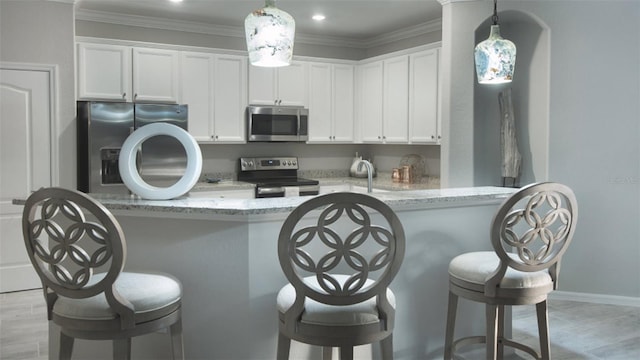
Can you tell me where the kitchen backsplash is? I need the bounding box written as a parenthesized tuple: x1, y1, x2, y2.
(198, 143, 440, 180)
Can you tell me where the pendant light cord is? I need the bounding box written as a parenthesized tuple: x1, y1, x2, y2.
(492, 0, 499, 25)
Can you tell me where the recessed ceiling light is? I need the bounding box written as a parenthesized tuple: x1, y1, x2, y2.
(312, 14, 326, 21)
(169, 0, 183, 3)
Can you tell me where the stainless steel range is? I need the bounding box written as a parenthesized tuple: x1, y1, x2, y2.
(237, 157, 319, 198)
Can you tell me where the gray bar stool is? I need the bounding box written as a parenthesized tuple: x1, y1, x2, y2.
(22, 187, 184, 360)
(444, 182, 578, 359)
(276, 192, 406, 359)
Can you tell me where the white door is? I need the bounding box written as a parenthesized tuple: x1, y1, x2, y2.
(0, 67, 53, 292)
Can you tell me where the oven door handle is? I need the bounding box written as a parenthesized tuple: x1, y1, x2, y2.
(257, 187, 284, 196)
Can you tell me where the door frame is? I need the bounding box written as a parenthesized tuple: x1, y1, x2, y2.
(1, 62, 59, 186)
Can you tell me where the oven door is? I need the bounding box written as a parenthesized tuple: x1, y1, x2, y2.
(247, 105, 307, 142)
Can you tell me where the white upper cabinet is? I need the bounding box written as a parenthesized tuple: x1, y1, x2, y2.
(78, 43, 179, 103)
(358, 61, 384, 142)
(180, 52, 247, 143)
(248, 61, 308, 106)
(358, 48, 440, 145)
(181, 52, 214, 141)
(307, 63, 355, 143)
(77, 43, 131, 101)
(409, 49, 440, 144)
(332, 65, 355, 142)
(132, 47, 179, 103)
(212, 55, 248, 142)
(382, 55, 409, 143)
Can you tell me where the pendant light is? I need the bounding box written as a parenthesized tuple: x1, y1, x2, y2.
(474, 0, 516, 84)
(245, 0, 295, 67)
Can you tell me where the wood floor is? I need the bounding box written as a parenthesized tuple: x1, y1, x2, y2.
(1, 289, 638, 359)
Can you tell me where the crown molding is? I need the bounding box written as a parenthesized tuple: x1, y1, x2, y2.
(75, 9, 441, 50)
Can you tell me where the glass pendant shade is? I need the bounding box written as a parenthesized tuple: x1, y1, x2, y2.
(245, 0, 295, 67)
(475, 25, 516, 84)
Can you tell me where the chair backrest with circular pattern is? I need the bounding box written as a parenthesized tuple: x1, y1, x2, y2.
(22, 187, 130, 320)
(278, 192, 406, 307)
(490, 182, 578, 274)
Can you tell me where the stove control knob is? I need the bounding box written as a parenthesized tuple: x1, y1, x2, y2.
(292, 161, 297, 166)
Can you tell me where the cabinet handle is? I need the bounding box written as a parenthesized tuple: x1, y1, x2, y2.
(438, 135, 441, 139)
(382, 136, 386, 139)
(431, 135, 435, 139)
(134, 93, 138, 100)
(378, 136, 381, 139)
(122, 92, 126, 99)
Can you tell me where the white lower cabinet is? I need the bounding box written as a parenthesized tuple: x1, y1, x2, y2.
(181, 52, 247, 143)
(307, 63, 355, 143)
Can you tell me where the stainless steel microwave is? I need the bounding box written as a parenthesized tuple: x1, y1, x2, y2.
(246, 105, 308, 142)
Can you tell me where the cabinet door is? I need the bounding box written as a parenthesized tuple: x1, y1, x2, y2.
(213, 55, 247, 143)
(77, 43, 131, 101)
(383, 55, 409, 143)
(359, 61, 384, 143)
(248, 66, 276, 105)
(181, 52, 214, 141)
(332, 64, 355, 142)
(409, 49, 439, 143)
(277, 62, 308, 106)
(307, 63, 332, 142)
(133, 47, 179, 103)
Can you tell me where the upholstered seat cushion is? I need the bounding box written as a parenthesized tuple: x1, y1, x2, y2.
(449, 251, 553, 289)
(277, 275, 395, 326)
(53, 272, 182, 321)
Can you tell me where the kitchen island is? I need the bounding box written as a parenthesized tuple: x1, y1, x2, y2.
(31, 185, 517, 360)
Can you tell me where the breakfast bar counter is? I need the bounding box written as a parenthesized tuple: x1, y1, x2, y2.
(82, 184, 515, 218)
(29, 185, 518, 360)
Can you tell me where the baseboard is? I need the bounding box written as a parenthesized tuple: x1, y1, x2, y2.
(550, 290, 640, 307)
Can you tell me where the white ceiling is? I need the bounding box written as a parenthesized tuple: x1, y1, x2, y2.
(74, 0, 443, 41)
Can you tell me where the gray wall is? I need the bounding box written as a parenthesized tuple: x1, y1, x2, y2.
(1, 0, 76, 188)
(441, 0, 640, 299)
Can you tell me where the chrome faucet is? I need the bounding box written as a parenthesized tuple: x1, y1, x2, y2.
(357, 160, 374, 193)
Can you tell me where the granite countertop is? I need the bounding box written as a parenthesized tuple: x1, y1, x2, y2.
(13, 174, 517, 217)
(61, 185, 516, 218)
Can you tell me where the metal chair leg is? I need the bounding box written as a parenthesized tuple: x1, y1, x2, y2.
(339, 346, 354, 360)
(537, 301, 551, 360)
(381, 334, 393, 360)
(113, 338, 131, 360)
(443, 291, 458, 359)
(59, 332, 74, 360)
(485, 304, 499, 360)
(170, 320, 184, 360)
(276, 332, 291, 360)
(497, 305, 505, 359)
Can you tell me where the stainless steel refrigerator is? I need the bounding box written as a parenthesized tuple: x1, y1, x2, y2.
(77, 101, 189, 194)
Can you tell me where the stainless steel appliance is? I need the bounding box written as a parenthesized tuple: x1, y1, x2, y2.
(246, 105, 308, 142)
(77, 101, 188, 194)
(237, 157, 319, 198)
